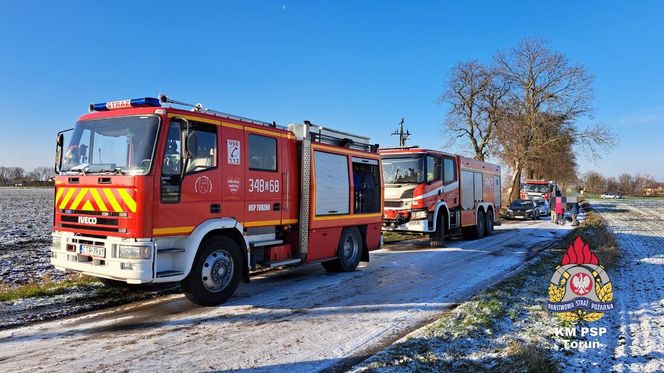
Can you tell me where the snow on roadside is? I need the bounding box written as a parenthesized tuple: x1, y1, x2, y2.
(556, 199, 664, 372)
(0, 188, 60, 286)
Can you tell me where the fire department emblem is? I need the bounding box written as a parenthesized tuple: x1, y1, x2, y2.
(547, 237, 614, 322)
(195, 176, 213, 194)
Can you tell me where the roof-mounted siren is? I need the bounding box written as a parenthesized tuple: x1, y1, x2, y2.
(89, 97, 161, 112)
(159, 94, 203, 112)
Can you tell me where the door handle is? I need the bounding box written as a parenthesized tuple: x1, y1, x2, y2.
(273, 202, 281, 211)
(210, 203, 221, 214)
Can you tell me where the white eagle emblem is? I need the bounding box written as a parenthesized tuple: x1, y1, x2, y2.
(571, 273, 591, 295)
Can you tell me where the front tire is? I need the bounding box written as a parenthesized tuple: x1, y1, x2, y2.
(430, 213, 445, 247)
(181, 236, 242, 306)
(322, 227, 363, 272)
(484, 209, 494, 236)
(474, 210, 486, 239)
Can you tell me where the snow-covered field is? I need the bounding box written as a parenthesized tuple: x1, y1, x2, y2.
(561, 199, 664, 371)
(0, 188, 64, 285)
(0, 218, 570, 372)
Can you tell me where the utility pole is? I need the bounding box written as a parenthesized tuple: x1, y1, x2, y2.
(391, 118, 411, 147)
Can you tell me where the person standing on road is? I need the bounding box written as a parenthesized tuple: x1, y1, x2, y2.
(555, 196, 566, 225)
(570, 201, 580, 226)
(549, 185, 560, 223)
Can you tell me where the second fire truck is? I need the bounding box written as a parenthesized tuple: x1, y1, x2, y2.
(380, 147, 501, 246)
(50, 96, 383, 306)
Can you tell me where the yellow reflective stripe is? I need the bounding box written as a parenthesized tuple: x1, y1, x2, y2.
(59, 188, 76, 209)
(312, 213, 383, 221)
(103, 189, 123, 212)
(117, 189, 137, 213)
(221, 122, 243, 130)
(89, 188, 108, 211)
(152, 226, 194, 235)
(281, 218, 298, 225)
(81, 200, 94, 211)
(243, 220, 282, 228)
(167, 113, 220, 126)
(69, 188, 88, 210)
(55, 188, 64, 204)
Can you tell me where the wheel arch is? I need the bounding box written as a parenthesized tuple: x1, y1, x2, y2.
(176, 218, 249, 283)
(432, 202, 451, 231)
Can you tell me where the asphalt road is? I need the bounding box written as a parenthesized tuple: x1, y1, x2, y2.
(0, 219, 569, 372)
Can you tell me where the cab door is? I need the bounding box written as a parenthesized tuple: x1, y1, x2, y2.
(244, 131, 282, 227)
(154, 117, 221, 235)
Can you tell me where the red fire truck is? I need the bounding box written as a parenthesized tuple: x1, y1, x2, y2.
(520, 179, 554, 200)
(50, 96, 383, 306)
(380, 147, 501, 246)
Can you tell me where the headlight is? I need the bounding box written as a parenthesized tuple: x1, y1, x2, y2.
(412, 210, 428, 220)
(119, 245, 152, 259)
(507, 209, 513, 213)
(525, 209, 533, 213)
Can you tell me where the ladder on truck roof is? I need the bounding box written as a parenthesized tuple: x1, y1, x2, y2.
(288, 121, 379, 153)
(291, 121, 378, 263)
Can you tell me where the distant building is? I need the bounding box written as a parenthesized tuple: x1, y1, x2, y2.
(643, 184, 664, 196)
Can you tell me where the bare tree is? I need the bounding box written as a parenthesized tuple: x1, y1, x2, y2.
(439, 60, 508, 161)
(29, 167, 55, 182)
(492, 37, 611, 202)
(582, 171, 607, 194)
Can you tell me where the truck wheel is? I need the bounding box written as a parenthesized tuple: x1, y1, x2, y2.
(474, 210, 485, 239)
(322, 227, 363, 272)
(430, 213, 444, 247)
(484, 210, 494, 236)
(181, 236, 242, 306)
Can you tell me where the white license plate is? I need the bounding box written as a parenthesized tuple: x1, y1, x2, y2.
(79, 244, 105, 258)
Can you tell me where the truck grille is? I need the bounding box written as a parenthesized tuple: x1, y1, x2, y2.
(384, 200, 404, 208)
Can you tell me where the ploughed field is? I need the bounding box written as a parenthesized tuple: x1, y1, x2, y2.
(0, 188, 57, 285)
(0, 187, 176, 329)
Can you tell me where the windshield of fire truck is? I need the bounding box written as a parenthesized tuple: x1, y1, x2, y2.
(61, 115, 160, 175)
(523, 183, 548, 193)
(382, 156, 425, 184)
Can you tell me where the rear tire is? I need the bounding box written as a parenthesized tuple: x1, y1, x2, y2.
(181, 236, 242, 306)
(430, 213, 445, 247)
(484, 209, 494, 236)
(322, 227, 363, 272)
(474, 210, 485, 239)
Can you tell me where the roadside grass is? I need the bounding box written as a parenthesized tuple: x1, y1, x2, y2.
(0, 274, 100, 302)
(383, 231, 414, 243)
(353, 203, 617, 372)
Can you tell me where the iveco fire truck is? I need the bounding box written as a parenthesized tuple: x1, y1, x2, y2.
(380, 147, 501, 246)
(50, 96, 383, 306)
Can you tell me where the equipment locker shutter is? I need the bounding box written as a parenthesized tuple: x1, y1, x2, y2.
(461, 170, 475, 210)
(474, 172, 483, 202)
(314, 151, 349, 215)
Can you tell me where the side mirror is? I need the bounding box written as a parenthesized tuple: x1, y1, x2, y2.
(54, 129, 73, 173)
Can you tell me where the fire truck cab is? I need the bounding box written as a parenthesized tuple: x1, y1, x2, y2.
(50, 96, 383, 306)
(521, 179, 555, 200)
(380, 147, 501, 246)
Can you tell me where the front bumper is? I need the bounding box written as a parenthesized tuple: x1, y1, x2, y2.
(382, 218, 432, 233)
(50, 231, 155, 284)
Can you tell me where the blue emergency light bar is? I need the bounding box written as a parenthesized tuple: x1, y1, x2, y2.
(89, 97, 161, 112)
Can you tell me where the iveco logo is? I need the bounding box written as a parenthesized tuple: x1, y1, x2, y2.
(78, 216, 98, 225)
